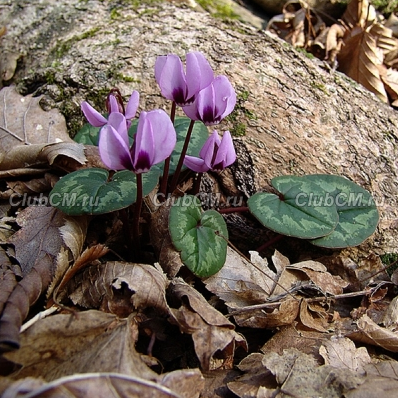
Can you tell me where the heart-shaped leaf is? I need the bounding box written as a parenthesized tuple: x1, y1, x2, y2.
(169, 195, 228, 277)
(301, 174, 379, 247)
(50, 168, 160, 215)
(247, 175, 339, 239)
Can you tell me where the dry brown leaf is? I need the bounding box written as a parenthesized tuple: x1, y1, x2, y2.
(381, 68, 398, 100)
(3, 310, 159, 381)
(319, 337, 371, 373)
(382, 296, 398, 330)
(350, 313, 398, 352)
(168, 278, 247, 371)
(338, 27, 388, 102)
(0, 267, 17, 314)
(299, 300, 329, 332)
(203, 248, 278, 309)
(0, 86, 86, 171)
(8, 206, 64, 276)
(234, 298, 300, 329)
(65, 261, 169, 317)
(345, 361, 398, 397)
(59, 216, 89, 261)
(262, 348, 363, 397)
(342, 0, 376, 29)
(325, 23, 346, 59)
(2, 373, 193, 398)
(227, 353, 275, 398)
(0, 86, 71, 150)
(260, 325, 326, 358)
(0, 207, 65, 352)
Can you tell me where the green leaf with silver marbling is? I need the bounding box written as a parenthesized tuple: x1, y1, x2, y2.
(248, 175, 339, 239)
(302, 174, 379, 248)
(169, 195, 228, 277)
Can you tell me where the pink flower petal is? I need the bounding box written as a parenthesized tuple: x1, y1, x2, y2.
(81, 101, 107, 127)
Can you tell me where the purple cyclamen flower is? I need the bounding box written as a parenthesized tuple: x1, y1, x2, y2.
(182, 75, 236, 126)
(81, 90, 139, 127)
(155, 51, 214, 106)
(184, 130, 236, 173)
(99, 110, 176, 174)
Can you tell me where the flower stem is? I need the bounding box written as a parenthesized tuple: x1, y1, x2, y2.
(169, 119, 195, 194)
(159, 102, 177, 199)
(132, 172, 143, 260)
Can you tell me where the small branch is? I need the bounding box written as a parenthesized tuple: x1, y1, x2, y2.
(226, 289, 372, 317)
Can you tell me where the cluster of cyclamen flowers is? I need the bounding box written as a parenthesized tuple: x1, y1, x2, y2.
(81, 51, 237, 184)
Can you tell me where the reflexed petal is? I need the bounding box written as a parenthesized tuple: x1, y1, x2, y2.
(144, 109, 177, 165)
(184, 155, 210, 173)
(125, 90, 140, 119)
(132, 111, 155, 173)
(108, 95, 120, 113)
(81, 101, 107, 127)
(212, 75, 236, 120)
(213, 131, 236, 169)
(155, 54, 187, 104)
(186, 51, 214, 102)
(196, 84, 217, 125)
(98, 125, 133, 170)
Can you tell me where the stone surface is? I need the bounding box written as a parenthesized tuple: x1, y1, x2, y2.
(0, 0, 397, 260)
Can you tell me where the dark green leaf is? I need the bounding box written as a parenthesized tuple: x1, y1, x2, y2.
(50, 167, 160, 215)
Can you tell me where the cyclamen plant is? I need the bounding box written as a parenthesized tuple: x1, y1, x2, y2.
(50, 51, 379, 278)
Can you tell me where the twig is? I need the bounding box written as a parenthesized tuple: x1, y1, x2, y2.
(20, 305, 59, 332)
(226, 289, 372, 317)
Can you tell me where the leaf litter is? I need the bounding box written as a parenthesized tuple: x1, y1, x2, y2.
(266, 0, 398, 105)
(2, 23, 398, 398)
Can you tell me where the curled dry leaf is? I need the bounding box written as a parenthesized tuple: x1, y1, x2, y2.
(168, 278, 247, 371)
(0, 267, 17, 314)
(0, 207, 65, 352)
(65, 261, 169, 317)
(349, 313, 398, 352)
(59, 216, 88, 261)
